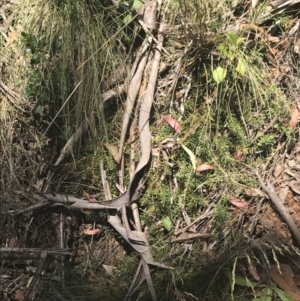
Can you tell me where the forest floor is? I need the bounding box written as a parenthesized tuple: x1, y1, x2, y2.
(1, 0, 300, 300)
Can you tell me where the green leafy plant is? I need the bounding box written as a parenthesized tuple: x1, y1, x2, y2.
(231, 274, 294, 301)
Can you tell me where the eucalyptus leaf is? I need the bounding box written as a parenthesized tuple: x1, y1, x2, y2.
(181, 144, 196, 172)
(133, 0, 143, 9)
(233, 275, 261, 288)
(213, 66, 227, 84)
(226, 32, 238, 46)
(162, 216, 172, 231)
(123, 14, 132, 24)
(236, 58, 247, 75)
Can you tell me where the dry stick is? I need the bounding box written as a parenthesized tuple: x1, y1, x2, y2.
(39, 119, 89, 193)
(130, 109, 142, 232)
(102, 83, 126, 106)
(257, 171, 300, 246)
(23, 250, 48, 301)
(0, 247, 71, 254)
(100, 161, 113, 200)
(0, 80, 25, 112)
(124, 113, 144, 301)
(118, 37, 150, 164)
(119, 154, 125, 192)
(7, 200, 53, 215)
(54, 120, 89, 166)
(174, 205, 214, 236)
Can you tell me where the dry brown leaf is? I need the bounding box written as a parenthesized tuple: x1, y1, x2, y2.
(279, 65, 291, 73)
(247, 258, 261, 282)
(142, 1, 157, 29)
(243, 187, 266, 197)
(157, 115, 182, 133)
(234, 150, 243, 160)
(104, 143, 119, 163)
(261, 218, 275, 230)
(269, 47, 280, 55)
(289, 104, 300, 128)
(228, 196, 248, 209)
(196, 163, 214, 172)
(82, 228, 101, 235)
(83, 190, 98, 203)
(289, 181, 300, 195)
(271, 264, 300, 300)
(14, 289, 23, 300)
(6, 30, 18, 47)
(273, 164, 283, 178)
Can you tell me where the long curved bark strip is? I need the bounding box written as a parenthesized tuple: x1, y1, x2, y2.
(108, 207, 172, 269)
(135, 25, 166, 174)
(118, 46, 149, 163)
(94, 24, 166, 209)
(36, 25, 165, 213)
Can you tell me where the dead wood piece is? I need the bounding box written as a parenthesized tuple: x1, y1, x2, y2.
(170, 232, 211, 243)
(34, 192, 120, 209)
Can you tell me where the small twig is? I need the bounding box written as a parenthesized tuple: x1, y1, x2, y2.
(100, 161, 112, 200)
(175, 205, 213, 236)
(124, 260, 143, 301)
(0, 247, 71, 254)
(119, 155, 125, 192)
(138, 20, 170, 56)
(23, 250, 48, 301)
(118, 42, 149, 163)
(130, 114, 142, 232)
(54, 120, 89, 166)
(257, 171, 300, 246)
(7, 200, 53, 215)
(59, 213, 64, 249)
